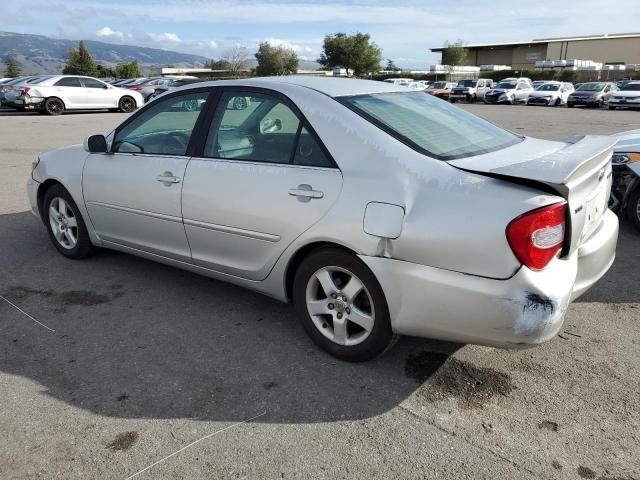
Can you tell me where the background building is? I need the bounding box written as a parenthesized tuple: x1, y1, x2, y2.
(431, 33, 640, 69)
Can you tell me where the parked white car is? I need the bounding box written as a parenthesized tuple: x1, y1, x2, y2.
(484, 79, 534, 104)
(383, 78, 413, 86)
(14, 75, 144, 115)
(406, 81, 427, 91)
(527, 82, 574, 106)
(608, 81, 640, 110)
(449, 78, 494, 103)
(28, 77, 618, 361)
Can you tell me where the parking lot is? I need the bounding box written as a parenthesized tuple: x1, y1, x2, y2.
(1, 104, 638, 479)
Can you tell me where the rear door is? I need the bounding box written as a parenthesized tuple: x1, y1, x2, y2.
(52, 77, 86, 106)
(81, 77, 115, 108)
(181, 88, 342, 280)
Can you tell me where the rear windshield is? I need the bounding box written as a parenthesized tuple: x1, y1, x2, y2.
(339, 92, 521, 160)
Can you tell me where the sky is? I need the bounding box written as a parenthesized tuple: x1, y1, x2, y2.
(9, 0, 640, 69)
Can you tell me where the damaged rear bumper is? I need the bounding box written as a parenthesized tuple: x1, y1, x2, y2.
(359, 209, 617, 348)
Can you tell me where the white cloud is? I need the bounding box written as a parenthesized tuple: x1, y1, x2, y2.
(149, 32, 182, 43)
(96, 26, 129, 40)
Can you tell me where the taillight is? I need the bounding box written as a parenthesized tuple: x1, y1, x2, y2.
(506, 202, 567, 271)
(21, 87, 30, 95)
(129, 86, 142, 91)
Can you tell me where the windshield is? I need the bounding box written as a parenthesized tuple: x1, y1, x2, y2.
(339, 92, 521, 160)
(430, 82, 447, 89)
(621, 83, 640, 91)
(131, 78, 150, 85)
(538, 84, 560, 91)
(457, 80, 477, 88)
(576, 83, 606, 92)
(496, 81, 517, 89)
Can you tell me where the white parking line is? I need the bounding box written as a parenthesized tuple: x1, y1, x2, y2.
(0, 294, 55, 332)
(124, 411, 267, 480)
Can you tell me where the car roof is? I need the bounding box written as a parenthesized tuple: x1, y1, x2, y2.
(198, 76, 408, 98)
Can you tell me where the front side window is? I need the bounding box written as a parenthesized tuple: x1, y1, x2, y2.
(55, 77, 82, 87)
(112, 91, 209, 156)
(204, 91, 332, 167)
(340, 92, 521, 160)
(82, 78, 106, 89)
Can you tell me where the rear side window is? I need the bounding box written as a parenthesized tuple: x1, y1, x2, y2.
(340, 92, 521, 160)
(55, 77, 82, 87)
(204, 91, 334, 168)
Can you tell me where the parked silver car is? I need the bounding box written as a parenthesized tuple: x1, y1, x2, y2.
(27, 77, 618, 361)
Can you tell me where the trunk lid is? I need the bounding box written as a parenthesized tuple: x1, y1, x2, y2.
(449, 135, 615, 255)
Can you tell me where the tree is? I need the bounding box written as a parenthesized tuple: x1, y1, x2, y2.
(222, 45, 249, 74)
(318, 33, 381, 76)
(63, 41, 97, 76)
(255, 42, 299, 76)
(205, 58, 232, 70)
(4, 55, 21, 77)
(441, 40, 468, 81)
(115, 60, 141, 78)
(95, 64, 116, 78)
(385, 59, 400, 72)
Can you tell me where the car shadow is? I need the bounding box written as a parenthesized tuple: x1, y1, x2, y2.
(0, 210, 460, 424)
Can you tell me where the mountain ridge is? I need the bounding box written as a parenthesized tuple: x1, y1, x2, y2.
(0, 31, 211, 75)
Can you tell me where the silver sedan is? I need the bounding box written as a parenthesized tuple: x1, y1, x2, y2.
(27, 77, 618, 361)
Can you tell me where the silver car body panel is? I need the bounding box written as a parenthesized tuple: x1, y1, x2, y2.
(28, 77, 619, 348)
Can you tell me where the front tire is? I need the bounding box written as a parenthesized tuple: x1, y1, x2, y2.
(626, 188, 640, 233)
(44, 97, 64, 116)
(118, 96, 136, 113)
(293, 248, 394, 362)
(43, 184, 95, 259)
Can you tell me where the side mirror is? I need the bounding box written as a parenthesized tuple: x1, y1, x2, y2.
(260, 118, 282, 134)
(83, 134, 108, 153)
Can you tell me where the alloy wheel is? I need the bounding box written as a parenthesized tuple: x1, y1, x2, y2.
(305, 266, 375, 347)
(48, 197, 78, 250)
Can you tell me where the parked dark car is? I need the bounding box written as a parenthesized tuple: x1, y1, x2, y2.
(567, 82, 618, 108)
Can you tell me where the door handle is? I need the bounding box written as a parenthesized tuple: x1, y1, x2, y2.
(288, 184, 324, 202)
(156, 172, 181, 184)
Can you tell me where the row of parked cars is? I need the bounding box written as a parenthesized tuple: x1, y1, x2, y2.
(0, 75, 202, 115)
(385, 77, 640, 109)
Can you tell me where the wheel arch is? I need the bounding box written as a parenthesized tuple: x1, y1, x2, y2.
(284, 241, 359, 302)
(37, 179, 65, 221)
(45, 96, 67, 108)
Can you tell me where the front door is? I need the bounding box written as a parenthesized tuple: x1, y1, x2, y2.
(83, 89, 211, 261)
(81, 77, 116, 108)
(182, 89, 342, 280)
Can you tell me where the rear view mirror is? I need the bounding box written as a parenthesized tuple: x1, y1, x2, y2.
(83, 134, 107, 153)
(260, 118, 282, 134)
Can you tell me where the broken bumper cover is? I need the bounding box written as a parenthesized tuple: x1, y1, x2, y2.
(15, 96, 45, 110)
(359, 210, 617, 348)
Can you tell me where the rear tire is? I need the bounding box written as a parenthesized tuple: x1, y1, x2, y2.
(44, 97, 64, 116)
(118, 96, 136, 113)
(626, 188, 640, 233)
(43, 184, 95, 259)
(292, 248, 395, 362)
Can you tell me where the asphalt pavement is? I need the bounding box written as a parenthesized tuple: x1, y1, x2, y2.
(0, 104, 638, 479)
